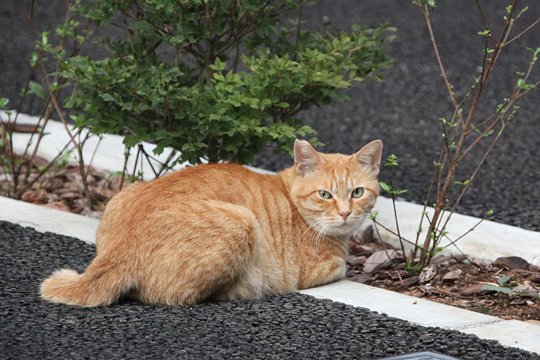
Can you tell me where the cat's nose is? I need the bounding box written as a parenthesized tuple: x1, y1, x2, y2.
(339, 211, 351, 220)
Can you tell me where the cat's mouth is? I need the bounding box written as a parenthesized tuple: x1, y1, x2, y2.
(324, 219, 361, 237)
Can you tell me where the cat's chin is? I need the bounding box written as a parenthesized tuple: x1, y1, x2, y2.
(324, 222, 362, 238)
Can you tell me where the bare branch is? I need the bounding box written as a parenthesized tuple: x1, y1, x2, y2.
(503, 16, 540, 48)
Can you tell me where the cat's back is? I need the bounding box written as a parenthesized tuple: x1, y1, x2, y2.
(112, 163, 286, 208)
(158, 163, 281, 199)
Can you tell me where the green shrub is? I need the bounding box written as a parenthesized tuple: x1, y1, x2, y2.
(59, 0, 392, 164)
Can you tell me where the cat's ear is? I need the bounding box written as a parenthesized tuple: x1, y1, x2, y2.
(294, 139, 320, 176)
(354, 140, 383, 175)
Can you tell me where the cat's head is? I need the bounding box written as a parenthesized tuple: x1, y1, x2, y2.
(289, 139, 383, 238)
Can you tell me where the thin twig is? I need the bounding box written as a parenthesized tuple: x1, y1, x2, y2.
(503, 16, 540, 48)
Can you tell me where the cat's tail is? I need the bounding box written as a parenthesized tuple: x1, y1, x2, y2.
(40, 256, 133, 307)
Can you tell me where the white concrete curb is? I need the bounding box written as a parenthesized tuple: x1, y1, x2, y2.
(0, 196, 99, 244)
(1, 112, 539, 354)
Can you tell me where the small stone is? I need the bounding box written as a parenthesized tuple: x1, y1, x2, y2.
(442, 269, 463, 281)
(418, 264, 437, 284)
(363, 249, 397, 273)
(494, 256, 530, 270)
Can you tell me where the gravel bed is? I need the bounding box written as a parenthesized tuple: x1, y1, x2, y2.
(1, 221, 538, 359)
(1, 1, 539, 231)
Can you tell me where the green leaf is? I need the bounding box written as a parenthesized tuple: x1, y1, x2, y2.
(384, 154, 399, 167)
(368, 211, 379, 220)
(477, 28, 491, 37)
(497, 275, 511, 286)
(529, 47, 540, 62)
(29, 81, 47, 100)
(379, 181, 392, 193)
(100, 93, 115, 102)
(54, 0, 392, 165)
(480, 284, 512, 295)
(0, 97, 9, 108)
(454, 179, 470, 187)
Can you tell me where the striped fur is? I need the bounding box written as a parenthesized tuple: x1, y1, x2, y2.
(40, 140, 383, 307)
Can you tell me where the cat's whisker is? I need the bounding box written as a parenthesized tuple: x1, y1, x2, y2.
(307, 219, 327, 250)
(299, 219, 323, 250)
(299, 220, 316, 242)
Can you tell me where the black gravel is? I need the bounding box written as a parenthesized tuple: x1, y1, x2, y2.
(1, 1, 539, 231)
(1, 221, 538, 359)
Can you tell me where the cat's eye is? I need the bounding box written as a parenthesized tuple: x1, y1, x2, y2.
(318, 190, 333, 200)
(351, 187, 364, 198)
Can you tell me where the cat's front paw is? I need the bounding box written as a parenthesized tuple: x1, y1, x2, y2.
(301, 256, 346, 289)
(326, 258, 347, 283)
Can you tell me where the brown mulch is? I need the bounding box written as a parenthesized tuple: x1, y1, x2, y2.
(1, 156, 539, 321)
(347, 227, 540, 322)
(0, 155, 121, 219)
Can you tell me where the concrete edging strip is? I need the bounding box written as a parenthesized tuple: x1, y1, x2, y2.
(0, 196, 98, 244)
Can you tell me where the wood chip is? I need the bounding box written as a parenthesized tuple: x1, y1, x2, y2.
(419, 264, 438, 284)
(460, 283, 493, 297)
(395, 275, 419, 289)
(348, 273, 372, 284)
(346, 255, 367, 266)
(20, 189, 48, 204)
(363, 249, 397, 273)
(442, 269, 463, 281)
(42, 177, 64, 191)
(494, 256, 530, 270)
(90, 185, 116, 202)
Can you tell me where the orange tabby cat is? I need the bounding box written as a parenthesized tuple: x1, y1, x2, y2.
(40, 139, 383, 307)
